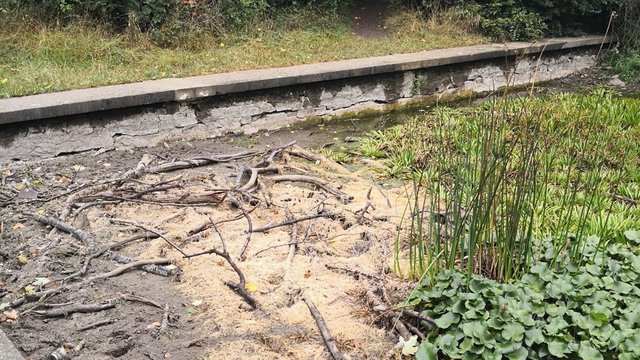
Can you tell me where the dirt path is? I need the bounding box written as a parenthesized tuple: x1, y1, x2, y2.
(350, 0, 390, 39)
(0, 130, 414, 359)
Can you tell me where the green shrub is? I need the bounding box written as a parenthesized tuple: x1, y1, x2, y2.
(408, 230, 640, 360)
(406, 0, 621, 40)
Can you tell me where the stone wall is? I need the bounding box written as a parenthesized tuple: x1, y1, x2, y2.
(0, 48, 597, 161)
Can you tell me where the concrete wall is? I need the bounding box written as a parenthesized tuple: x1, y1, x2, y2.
(0, 46, 598, 161)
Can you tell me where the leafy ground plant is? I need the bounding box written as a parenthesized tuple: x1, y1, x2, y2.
(407, 230, 640, 360)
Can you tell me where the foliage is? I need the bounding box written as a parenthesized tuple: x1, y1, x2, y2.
(408, 230, 640, 360)
(610, 0, 640, 80)
(3, 0, 351, 35)
(407, 0, 621, 40)
(361, 91, 640, 280)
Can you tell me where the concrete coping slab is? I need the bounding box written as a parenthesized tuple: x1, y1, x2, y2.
(0, 329, 24, 360)
(0, 36, 610, 126)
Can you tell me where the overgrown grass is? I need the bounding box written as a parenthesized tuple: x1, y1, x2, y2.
(0, 9, 487, 98)
(357, 90, 639, 280)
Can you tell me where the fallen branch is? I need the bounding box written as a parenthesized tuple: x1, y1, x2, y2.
(107, 252, 173, 277)
(184, 224, 258, 309)
(29, 213, 96, 247)
(287, 144, 351, 175)
(284, 207, 298, 274)
(238, 167, 280, 191)
(252, 212, 335, 233)
(120, 293, 164, 309)
(144, 150, 259, 174)
(302, 296, 346, 360)
(87, 259, 172, 282)
(365, 289, 413, 340)
(270, 175, 353, 204)
(158, 304, 170, 335)
(77, 319, 114, 331)
(324, 264, 384, 282)
(64, 232, 160, 281)
(35, 302, 116, 318)
(110, 218, 187, 257)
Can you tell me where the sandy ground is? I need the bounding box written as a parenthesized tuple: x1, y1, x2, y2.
(0, 132, 414, 360)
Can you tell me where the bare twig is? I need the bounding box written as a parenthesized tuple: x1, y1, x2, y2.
(365, 290, 412, 340)
(110, 218, 187, 257)
(77, 319, 114, 331)
(302, 296, 346, 360)
(87, 259, 172, 282)
(236, 204, 254, 260)
(184, 224, 258, 309)
(144, 150, 259, 174)
(324, 264, 384, 282)
(253, 212, 335, 233)
(120, 293, 164, 309)
(370, 175, 392, 209)
(270, 175, 353, 203)
(29, 213, 96, 247)
(284, 207, 298, 273)
(35, 302, 116, 317)
(158, 304, 170, 335)
(287, 144, 351, 175)
(107, 252, 173, 277)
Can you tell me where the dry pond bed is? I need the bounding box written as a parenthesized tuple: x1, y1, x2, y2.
(0, 135, 420, 360)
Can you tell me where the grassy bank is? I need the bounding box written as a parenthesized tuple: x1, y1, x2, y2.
(0, 10, 486, 98)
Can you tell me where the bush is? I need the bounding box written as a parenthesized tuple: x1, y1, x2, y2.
(406, 0, 621, 40)
(408, 230, 640, 360)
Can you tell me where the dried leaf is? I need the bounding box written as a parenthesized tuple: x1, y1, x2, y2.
(32, 277, 50, 287)
(17, 252, 28, 264)
(3, 310, 18, 321)
(146, 322, 161, 329)
(13, 222, 24, 230)
(245, 282, 258, 293)
(191, 299, 204, 307)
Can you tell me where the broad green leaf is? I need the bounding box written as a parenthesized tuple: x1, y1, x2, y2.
(578, 341, 602, 360)
(415, 341, 437, 360)
(501, 322, 525, 342)
(548, 340, 570, 358)
(435, 312, 460, 329)
(506, 346, 528, 360)
(624, 230, 640, 244)
(525, 328, 544, 346)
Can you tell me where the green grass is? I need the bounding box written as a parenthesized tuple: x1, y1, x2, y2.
(0, 10, 487, 98)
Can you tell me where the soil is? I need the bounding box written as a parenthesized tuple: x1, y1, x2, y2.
(0, 126, 415, 360)
(350, 0, 390, 39)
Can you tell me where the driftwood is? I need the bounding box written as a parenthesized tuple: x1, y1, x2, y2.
(302, 296, 346, 360)
(35, 302, 116, 318)
(29, 213, 96, 247)
(270, 175, 353, 204)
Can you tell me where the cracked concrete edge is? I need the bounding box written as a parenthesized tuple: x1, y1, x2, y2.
(0, 36, 611, 126)
(0, 329, 24, 360)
